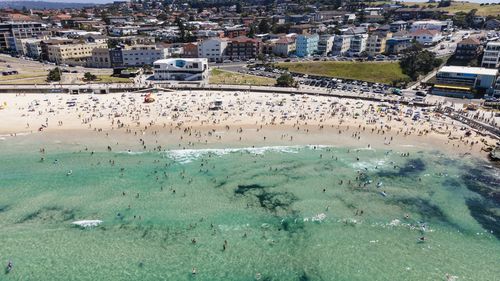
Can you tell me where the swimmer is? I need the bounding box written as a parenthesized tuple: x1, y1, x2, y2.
(6, 260, 13, 273)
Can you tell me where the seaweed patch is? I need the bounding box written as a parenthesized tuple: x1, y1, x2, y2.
(377, 158, 426, 178)
(466, 198, 499, 240)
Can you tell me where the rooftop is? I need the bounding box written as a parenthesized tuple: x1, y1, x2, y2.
(439, 66, 498, 76)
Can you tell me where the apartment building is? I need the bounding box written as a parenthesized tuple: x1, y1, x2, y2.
(385, 37, 412, 54)
(47, 42, 107, 65)
(14, 38, 44, 58)
(493, 77, 500, 98)
(295, 34, 319, 57)
(455, 38, 482, 61)
(273, 37, 296, 57)
(121, 45, 169, 67)
(153, 58, 209, 82)
(481, 42, 500, 69)
(198, 38, 228, 62)
(366, 31, 392, 56)
(0, 22, 48, 51)
(410, 20, 452, 32)
(89, 48, 111, 68)
(318, 35, 334, 56)
(226, 36, 262, 60)
(332, 35, 352, 56)
(348, 34, 368, 56)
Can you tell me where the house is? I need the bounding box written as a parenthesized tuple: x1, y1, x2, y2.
(289, 24, 315, 35)
(183, 42, 199, 58)
(410, 29, 442, 46)
(455, 38, 482, 61)
(365, 15, 385, 24)
(389, 21, 407, 33)
(224, 26, 247, 38)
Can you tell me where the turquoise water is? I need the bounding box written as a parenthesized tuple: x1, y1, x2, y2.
(0, 142, 498, 280)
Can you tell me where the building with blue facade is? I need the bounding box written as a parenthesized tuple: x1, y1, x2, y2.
(295, 34, 319, 57)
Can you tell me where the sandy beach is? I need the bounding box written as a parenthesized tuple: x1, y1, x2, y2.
(0, 90, 497, 160)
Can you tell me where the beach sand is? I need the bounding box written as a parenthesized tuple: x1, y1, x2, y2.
(0, 90, 497, 159)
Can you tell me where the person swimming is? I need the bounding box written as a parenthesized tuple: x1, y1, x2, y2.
(6, 260, 13, 273)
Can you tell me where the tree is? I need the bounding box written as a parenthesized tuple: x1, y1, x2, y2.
(438, 0, 451, 8)
(142, 64, 153, 74)
(271, 23, 291, 34)
(47, 67, 61, 82)
(258, 18, 270, 34)
(236, 2, 243, 13)
(357, 11, 366, 24)
(248, 24, 256, 38)
(84, 72, 97, 81)
(399, 48, 442, 80)
(276, 73, 296, 87)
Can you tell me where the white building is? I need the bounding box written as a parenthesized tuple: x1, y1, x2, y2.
(318, 35, 334, 55)
(198, 38, 228, 62)
(332, 35, 352, 56)
(411, 29, 442, 46)
(272, 37, 296, 57)
(410, 20, 452, 32)
(481, 42, 500, 69)
(433, 66, 498, 97)
(14, 38, 44, 58)
(153, 58, 208, 81)
(348, 34, 368, 56)
(121, 45, 169, 67)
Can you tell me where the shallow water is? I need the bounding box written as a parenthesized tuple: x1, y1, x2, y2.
(0, 142, 498, 281)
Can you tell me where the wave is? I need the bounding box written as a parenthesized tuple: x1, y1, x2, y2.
(164, 145, 335, 164)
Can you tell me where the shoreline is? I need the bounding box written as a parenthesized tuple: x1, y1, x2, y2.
(0, 90, 497, 162)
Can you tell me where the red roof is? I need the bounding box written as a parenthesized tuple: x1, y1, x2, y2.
(411, 29, 440, 36)
(231, 36, 261, 43)
(458, 37, 480, 45)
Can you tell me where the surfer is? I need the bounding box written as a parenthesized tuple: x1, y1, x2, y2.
(6, 260, 13, 273)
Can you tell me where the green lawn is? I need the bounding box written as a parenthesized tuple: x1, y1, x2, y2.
(95, 75, 132, 83)
(369, 1, 500, 16)
(276, 61, 409, 84)
(209, 69, 276, 86)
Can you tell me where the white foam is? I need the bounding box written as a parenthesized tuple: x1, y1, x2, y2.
(72, 220, 102, 228)
(164, 145, 334, 164)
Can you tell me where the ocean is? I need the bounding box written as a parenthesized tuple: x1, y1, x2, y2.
(0, 140, 498, 280)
